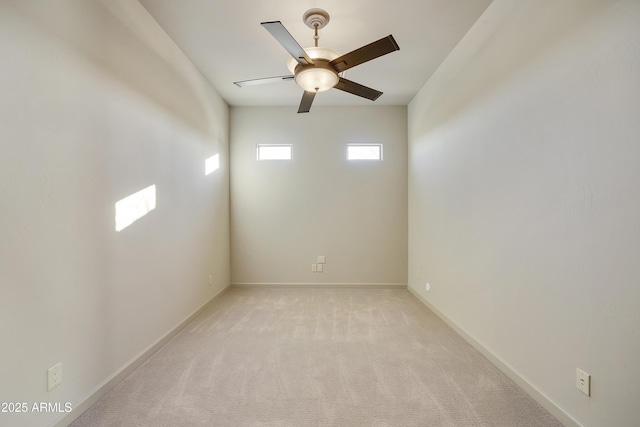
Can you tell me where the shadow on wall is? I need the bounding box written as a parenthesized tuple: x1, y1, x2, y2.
(4, 0, 221, 139)
(410, 0, 616, 138)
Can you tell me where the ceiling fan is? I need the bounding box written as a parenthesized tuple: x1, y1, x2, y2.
(233, 8, 400, 113)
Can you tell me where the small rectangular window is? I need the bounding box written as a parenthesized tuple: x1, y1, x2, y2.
(257, 144, 292, 161)
(347, 144, 383, 160)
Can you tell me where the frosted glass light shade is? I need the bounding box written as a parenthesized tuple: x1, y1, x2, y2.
(295, 67, 338, 92)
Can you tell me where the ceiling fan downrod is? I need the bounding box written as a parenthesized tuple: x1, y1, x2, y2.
(314, 24, 319, 47)
(303, 8, 330, 48)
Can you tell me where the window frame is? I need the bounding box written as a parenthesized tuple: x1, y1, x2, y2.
(256, 144, 293, 161)
(346, 143, 384, 161)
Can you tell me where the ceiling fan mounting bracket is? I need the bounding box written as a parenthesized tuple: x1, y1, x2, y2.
(303, 8, 330, 30)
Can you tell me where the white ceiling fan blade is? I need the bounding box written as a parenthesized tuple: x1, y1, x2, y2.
(261, 21, 313, 66)
(234, 75, 294, 87)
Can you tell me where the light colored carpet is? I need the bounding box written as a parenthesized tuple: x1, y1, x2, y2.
(71, 287, 562, 426)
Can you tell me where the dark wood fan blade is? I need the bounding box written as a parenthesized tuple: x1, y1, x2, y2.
(334, 78, 383, 101)
(234, 75, 295, 87)
(330, 35, 399, 73)
(298, 90, 316, 113)
(261, 21, 313, 66)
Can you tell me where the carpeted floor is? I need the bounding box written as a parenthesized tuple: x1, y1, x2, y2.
(71, 287, 562, 426)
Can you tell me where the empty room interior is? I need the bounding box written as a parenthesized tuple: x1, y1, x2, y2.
(1, 0, 639, 426)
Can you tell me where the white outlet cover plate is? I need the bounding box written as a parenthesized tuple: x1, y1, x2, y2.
(576, 368, 590, 396)
(47, 363, 62, 391)
(318, 256, 326, 264)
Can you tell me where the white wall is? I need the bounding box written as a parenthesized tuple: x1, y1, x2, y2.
(408, 1, 640, 426)
(0, 1, 229, 426)
(231, 106, 407, 286)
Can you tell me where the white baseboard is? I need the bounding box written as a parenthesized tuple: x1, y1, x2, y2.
(407, 286, 580, 427)
(231, 282, 407, 289)
(51, 285, 231, 427)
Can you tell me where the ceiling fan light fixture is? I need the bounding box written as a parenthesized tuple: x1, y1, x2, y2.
(287, 47, 340, 92)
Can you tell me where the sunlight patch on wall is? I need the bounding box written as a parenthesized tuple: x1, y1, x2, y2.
(205, 154, 220, 175)
(115, 185, 156, 232)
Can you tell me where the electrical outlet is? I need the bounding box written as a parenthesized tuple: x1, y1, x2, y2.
(317, 264, 324, 272)
(425, 282, 431, 292)
(576, 368, 591, 396)
(47, 363, 62, 391)
(312, 264, 317, 272)
(318, 256, 326, 264)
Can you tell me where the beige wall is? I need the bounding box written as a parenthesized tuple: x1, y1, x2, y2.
(230, 106, 407, 286)
(0, 1, 229, 426)
(407, 1, 640, 426)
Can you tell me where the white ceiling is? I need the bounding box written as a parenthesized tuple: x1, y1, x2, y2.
(139, 0, 492, 108)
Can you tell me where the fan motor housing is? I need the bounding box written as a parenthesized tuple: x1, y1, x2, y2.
(286, 47, 341, 74)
